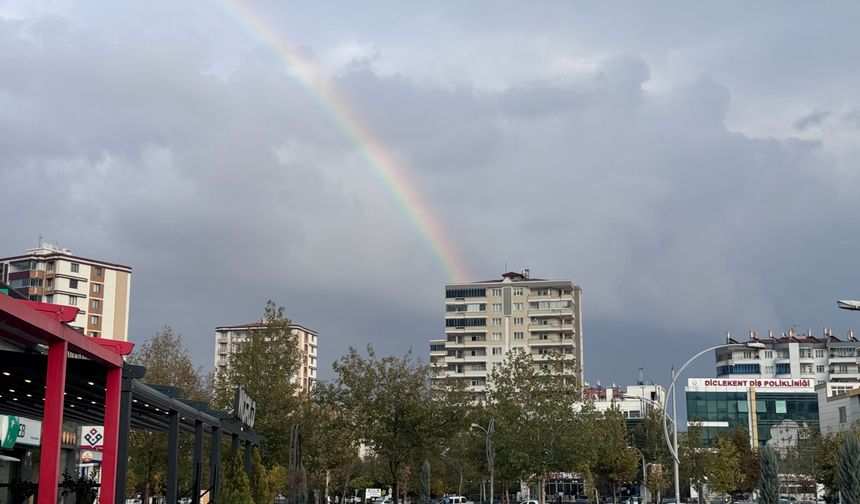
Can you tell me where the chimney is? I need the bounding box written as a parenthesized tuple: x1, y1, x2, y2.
(524, 268, 530, 279)
(768, 329, 773, 338)
(725, 331, 731, 343)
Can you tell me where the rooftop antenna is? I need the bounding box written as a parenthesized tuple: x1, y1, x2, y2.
(638, 367, 644, 385)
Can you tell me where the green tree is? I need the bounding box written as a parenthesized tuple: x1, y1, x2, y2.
(631, 408, 672, 504)
(709, 436, 743, 498)
(297, 390, 362, 504)
(221, 452, 255, 504)
(591, 409, 639, 503)
(837, 432, 860, 504)
(126, 326, 208, 501)
(645, 464, 669, 504)
(251, 448, 273, 504)
(679, 422, 714, 504)
(327, 346, 467, 504)
(725, 428, 759, 497)
(214, 301, 302, 465)
(487, 351, 581, 504)
(759, 446, 780, 504)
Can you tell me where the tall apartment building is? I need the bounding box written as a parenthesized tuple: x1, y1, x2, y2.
(430, 270, 583, 401)
(714, 328, 860, 384)
(0, 243, 132, 340)
(214, 322, 318, 393)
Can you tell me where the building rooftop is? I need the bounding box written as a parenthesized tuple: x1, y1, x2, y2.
(215, 320, 318, 335)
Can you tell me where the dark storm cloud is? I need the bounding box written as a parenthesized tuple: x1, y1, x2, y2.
(794, 109, 831, 130)
(2, 4, 860, 391)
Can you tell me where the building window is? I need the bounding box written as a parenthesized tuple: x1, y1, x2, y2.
(817, 365, 825, 373)
(46, 262, 54, 272)
(46, 295, 54, 304)
(776, 363, 791, 374)
(68, 296, 78, 306)
(492, 303, 502, 312)
(815, 349, 825, 358)
(446, 288, 486, 298)
(513, 302, 523, 310)
(90, 315, 99, 325)
(446, 318, 487, 328)
(69, 279, 78, 289)
(492, 288, 502, 297)
(764, 350, 773, 359)
(94, 266, 102, 276)
(91, 299, 100, 310)
(538, 348, 550, 355)
(513, 288, 523, 296)
(764, 366, 774, 374)
(92, 283, 101, 293)
(514, 332, 524, 340)
(536, 289, 549, 296)
(71, 263, 80, 273)
(492, 332, 501, 340)
(514, 317, 524, 325)
(539, 333, 549, 340)
(90, 331, 98, 337)
(801, 364, 813, 374)
(492, 347, 502, 355)
(839, 406, 847, 424)
(492, 318, 502, 326)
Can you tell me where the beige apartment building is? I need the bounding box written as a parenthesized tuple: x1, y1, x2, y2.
(431, 270, 583, 401)
(0, 243, 132, 340)
(214, 322, 318, 393)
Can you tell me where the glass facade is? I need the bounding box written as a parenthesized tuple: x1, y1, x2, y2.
(686, 390, 818, 447)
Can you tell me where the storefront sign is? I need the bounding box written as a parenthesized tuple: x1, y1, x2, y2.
(1, 416, 20, 448)
(234, 388, 256, 428)
(688, 378, 813, 389)
(81, 426, 104, 449)
(15, 417, 41, 447)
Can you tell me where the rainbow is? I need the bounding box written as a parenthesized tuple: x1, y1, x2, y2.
(213, 0, 470, 282)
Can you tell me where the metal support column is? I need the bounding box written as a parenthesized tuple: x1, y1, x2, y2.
(115, 366, 143, 504)
(231, 433, 239, 456)
(209, 426, 222, 504)
(193, 420, 204, 504)
(244, 440, 252, 475)
(101, 367, 123, 504)
(167, 411, 180, 504)
(38, 341, 68, 504)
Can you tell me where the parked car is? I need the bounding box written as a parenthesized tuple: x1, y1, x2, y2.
(445, 496, 471, 504)
(519, 500, 539, 504)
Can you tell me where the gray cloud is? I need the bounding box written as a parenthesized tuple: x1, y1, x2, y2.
(2, 5, 860, 394)
(794, 109, 831, 130)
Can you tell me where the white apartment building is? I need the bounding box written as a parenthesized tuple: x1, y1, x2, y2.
(583, 382, 666, 420)
(715, 328, 860, 384)
(816, 382, 860, 435)
(430, 270, 583, 401)
(214, 322, 318, 393)
(0, 243, 132, 340)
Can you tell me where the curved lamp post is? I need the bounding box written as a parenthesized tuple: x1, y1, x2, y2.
(471, 418, 495, 504)
(661, 342, 765, 504)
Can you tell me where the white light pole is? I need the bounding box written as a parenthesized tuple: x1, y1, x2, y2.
(662, 342, 765, 504)
(471, 419, 495, 504)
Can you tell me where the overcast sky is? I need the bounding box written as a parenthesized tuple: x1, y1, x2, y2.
(3, 1, 860, 392)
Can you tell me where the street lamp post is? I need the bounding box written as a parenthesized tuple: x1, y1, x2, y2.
(471, 419, 495, 504)
(630, 446, 646, 503)
(661, 342, 765, 504)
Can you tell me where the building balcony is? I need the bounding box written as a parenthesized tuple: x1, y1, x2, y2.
(528, 308, 574, 317)
(829, 355, 860, 363)
(529, 337, 567, 346)
(528, 324, 574, 332)
(445, 326, 488, 333)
